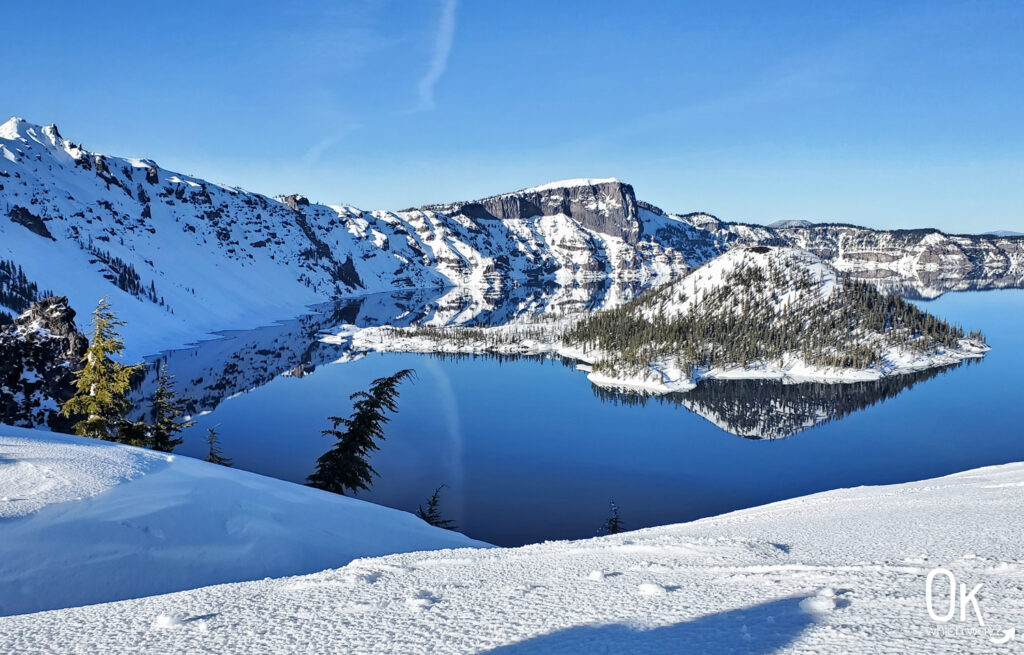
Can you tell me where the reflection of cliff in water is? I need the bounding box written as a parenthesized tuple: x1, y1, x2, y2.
(864, 271, 1024, 300)
(130, 281, 641, 420)
(592, 362, 974, 440)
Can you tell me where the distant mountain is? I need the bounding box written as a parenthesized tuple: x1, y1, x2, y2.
(985, 230, 1024, 237)
(767, 219, 814, 228)
(2, 116, 1022, 356)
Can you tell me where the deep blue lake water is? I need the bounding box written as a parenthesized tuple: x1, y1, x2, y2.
(161, 290, 1024, 546)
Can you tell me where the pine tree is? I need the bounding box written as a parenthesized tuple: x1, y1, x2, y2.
(60, 297, 143, 441)
(307, 369, 415, 495)
(599, 500, 624, 535)
(147, 365, 194, 452)
(416, 484, 456, 530)
(204, 427, 232, 466)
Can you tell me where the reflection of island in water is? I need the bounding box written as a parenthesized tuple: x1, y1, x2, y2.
(592, 362, 975, 440)
(132, 278, 984, 437)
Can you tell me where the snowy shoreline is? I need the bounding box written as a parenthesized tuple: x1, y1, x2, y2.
(326, 323, 990, 396)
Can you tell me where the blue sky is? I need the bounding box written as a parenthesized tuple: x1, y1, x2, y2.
(3, 1, 1022, 231)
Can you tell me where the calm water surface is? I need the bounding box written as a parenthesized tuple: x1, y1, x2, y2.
(161, 290, 1024, 546)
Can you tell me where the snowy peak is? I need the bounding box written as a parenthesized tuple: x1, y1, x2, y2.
(768, 219, 815, 229)
(520, 177, 623, 193)
(1, 117, 62, 149)
(658, 246, 837, 318)
(0, 116, 28, 139)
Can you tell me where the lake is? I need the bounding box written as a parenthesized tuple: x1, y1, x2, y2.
(142, 288, 1024, 546)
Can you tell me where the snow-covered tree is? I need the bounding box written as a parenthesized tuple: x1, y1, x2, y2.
(307, 369, 414, 495)
(60, 297, 142, 441)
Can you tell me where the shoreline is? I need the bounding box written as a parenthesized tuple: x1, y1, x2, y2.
(329, 324, 990, 396)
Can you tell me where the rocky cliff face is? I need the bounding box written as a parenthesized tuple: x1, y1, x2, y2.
(0, 297, 87, 431)
(683, 219, 1024, 299)
(426, 178, 644, 244)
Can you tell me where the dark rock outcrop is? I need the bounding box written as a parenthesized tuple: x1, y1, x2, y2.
(427, 179, 644, 244)
(0, 296, 88, 431)
(8, 205, 54, 240)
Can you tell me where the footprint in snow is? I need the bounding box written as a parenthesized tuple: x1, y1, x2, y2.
(638, 583, 668, 596)
(799, 587, 842, 614)
(406, 590, 439, 611)
(152, 613, 186, 629)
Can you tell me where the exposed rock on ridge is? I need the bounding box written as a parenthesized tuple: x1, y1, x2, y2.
(0, 297, 87, 431)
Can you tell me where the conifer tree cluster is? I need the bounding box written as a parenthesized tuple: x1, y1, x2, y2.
(563, 253, 984, 376)
(307, 369, 415, 495)
(60, 298, 197, 453)
(85, 246, 166, 307)
(0, 259, 53, 322)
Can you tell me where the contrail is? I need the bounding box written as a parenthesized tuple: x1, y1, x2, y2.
(416, 0, 457, 111)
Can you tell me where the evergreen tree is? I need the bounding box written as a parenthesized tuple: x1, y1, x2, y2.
(60, 297, 143, 441)
(204, 427, 232, 466)
(416, 484, 456, 530)
(307, 369, 415, 495)
(599, 500, 624, 535)
(147, 365, 194, 452)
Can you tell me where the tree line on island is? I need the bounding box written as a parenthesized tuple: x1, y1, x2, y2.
(564, 256, 985, 377)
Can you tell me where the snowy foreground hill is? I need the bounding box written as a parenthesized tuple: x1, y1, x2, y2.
(2, 427, 1022, 653)
(0, 426, 481, 617)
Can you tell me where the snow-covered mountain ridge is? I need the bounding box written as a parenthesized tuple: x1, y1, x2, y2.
(0, 118, 699, 355)
(2, 116, 1021, 356)
(338, 247, 988, 395)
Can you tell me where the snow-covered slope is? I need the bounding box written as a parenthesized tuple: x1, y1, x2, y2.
(3, 457, 1021, 653)
(0, 426, 483, 616)
(0, 118, 701, 356)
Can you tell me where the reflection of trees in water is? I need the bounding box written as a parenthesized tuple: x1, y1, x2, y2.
(592, 360, 976, 440)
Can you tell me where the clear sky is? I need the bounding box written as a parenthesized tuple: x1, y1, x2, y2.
(3, 1, 1022, 232)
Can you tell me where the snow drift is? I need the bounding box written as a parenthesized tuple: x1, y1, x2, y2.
(1, 439, 1020, 653)
(0, 426, 483, 616)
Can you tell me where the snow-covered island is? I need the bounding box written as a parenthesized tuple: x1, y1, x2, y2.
(1, 426, 1021, 653)
(328, 247, 990, 394)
